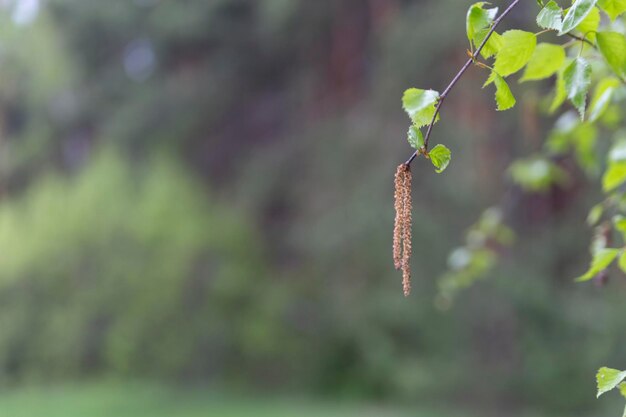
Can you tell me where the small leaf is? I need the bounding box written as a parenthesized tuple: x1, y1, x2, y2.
(598, 0, 626, 20)
(537, 0, 563, 30)
(575, 6, 600, 42)
(402, 88, 440, 128)
(597, 367, 626, 397)
(428, 144, 452, 173)
(587, 203, 604, 226)
(466, 3, 503, 59)
(563, 57, 592, 119)
(620, 382, 626, 398)
(597, 31, 626, 79)
(493, 73, 516, 111)
(467, 2, 498, 43)
(521, 43, 566, 82)
(613, 215, 626, 239)
(576, 248, 620, 282)
(407, 126, 424, 149)
(603, 162, 626, 192)
(588, 78, 621, 122)
(488, 30, 537, 83)
(560, 0, 599, 35)
(509, 157, 567, 191)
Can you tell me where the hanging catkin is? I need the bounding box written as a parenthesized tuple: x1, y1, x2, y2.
(393, 164, 412, 296)
(393, 165, 405, 270)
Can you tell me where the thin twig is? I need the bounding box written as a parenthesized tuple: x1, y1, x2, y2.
(566, 32, 596, 48)
(405, 0, 522, 166)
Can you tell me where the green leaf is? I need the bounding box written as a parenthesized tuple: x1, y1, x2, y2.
(613, 215, 626, 238)
(563, 57, 592, 119)
(485, 30, 537, 85)
(407, 126, 424, 149)
(603, 162, 626, 192)
(560, 0, 599, 35)
(428, 144, 452, 173)
(597, 367, 626, 397)
(588, 78, 621, 122)
(550, 66, 568, 113)
(598, 0, 626, 20)
(575, 6, 600, 41)
(467, 2, 498, 43)
(537, 0, 564, 30)
(520, 43, 566, 82)
(597, 31, 626, 79)
(402, 88, 440, 128)
(620, 382, 626, 398)
(509, 157, 567, 191)
(493, 73, 516, 111)
(587, 203, 604, 225)
(466, 3, 503, 59)
(576, 248, 620, 281)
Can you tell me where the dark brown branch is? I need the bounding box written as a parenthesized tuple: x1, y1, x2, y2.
(405, 0, 522, 166)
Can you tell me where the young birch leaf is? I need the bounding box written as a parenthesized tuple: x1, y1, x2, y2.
(407, 126, 424, 149)
(602, 162, 626, 192)
(485, 30, 537, 86)
(402, 88, 440, 128)
(588, 77, 621, 122)
(467, 3, 497, 42)
(509, 158, 567, 191)
(563, 57, 592, 119)
(613, 215, 626, 239)
(537, 0, 563, 30)
(576, 248, 620, 282)
(598, 0, 626, 20)
(428, 144, 452, 173)
(587, 203, 604, 226)
(550, 66, 568, 113)
(575, 6, 600, 41)
(597, 367, 626, 397)
(466, 3, 502, 58)
(560, 0, 599, 35)
(493, 73, 516, 111)
(597, 31, 626, 79)
(521, 43, 566, 82)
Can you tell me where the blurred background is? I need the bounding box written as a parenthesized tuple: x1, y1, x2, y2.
(0, 0, 625, 416)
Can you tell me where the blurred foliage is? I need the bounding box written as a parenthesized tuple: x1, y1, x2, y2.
(0, 150, 297, 383)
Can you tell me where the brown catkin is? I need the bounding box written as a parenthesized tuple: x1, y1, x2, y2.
(393, 164, 412, 296)
(401, 166, 412, 297)
(393, 165, 406, 270)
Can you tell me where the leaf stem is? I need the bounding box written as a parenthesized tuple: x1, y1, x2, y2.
(405, 0, 522, 166)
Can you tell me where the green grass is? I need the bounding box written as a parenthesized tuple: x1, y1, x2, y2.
(0, 381, 447, 417)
